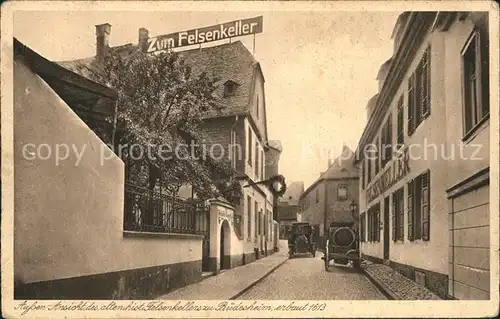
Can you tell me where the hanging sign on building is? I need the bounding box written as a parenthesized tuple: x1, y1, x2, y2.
(365, 148, 410, 204)
(146, 16, 263, 53)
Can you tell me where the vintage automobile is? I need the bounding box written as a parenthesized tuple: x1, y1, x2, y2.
(324, 221, 360, 269)
(288, 222, 316, 258)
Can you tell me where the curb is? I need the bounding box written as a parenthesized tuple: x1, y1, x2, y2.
(229, 257, 288, 300)
(361, 266, 399, 300)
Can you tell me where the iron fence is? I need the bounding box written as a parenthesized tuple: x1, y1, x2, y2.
(124, 183, 210, 235)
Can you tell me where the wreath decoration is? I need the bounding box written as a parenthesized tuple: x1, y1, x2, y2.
(267, 174, 287, 198)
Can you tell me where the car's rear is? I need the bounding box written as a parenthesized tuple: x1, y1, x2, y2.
(325, 222, 360, 267)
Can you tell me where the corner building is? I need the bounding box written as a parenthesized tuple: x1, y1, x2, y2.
(355, 12, 490, 300)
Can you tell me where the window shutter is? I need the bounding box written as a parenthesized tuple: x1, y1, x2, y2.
(407, 76, 415, 135)
(363, 213, 366, 242)
(479, 24, 490, 118)
(392, 194, 396, 242)
(398, 190, 404, 241)
(421, 47, 431, 118)
(387, 113, 392, 162)
(397, 97, 404, 146)
(408, 180, 414, 241)
(361, 162, 365, 190)
(422, 170, 430, 241)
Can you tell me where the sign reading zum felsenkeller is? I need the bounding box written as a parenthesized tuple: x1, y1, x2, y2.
(147, 16, 263, 53)
(366, 148, 410, 204)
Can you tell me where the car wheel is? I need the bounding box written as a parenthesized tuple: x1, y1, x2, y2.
(353, 260, 361, 268)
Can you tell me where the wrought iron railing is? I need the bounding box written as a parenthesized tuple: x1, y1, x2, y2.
(124, 183, 210, 235)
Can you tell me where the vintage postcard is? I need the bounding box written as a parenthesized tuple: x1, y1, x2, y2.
(1, 0, 499, 318)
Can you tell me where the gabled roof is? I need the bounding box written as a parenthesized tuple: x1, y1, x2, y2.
(58, 41, 259, 120)
(280, 181, 305, 206)
(300, 145, 359, 200)
(15, 38, 118, 145)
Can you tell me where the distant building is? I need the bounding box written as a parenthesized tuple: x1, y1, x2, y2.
(277, 181, 304, 239)
(355, 12, 490, 300)
(298, 145, 359, 248)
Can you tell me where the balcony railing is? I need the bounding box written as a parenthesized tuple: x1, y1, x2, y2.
(124, 183, 210, 235)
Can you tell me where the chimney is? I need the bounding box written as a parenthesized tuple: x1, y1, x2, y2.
(96, 23, 111, 60)
(138, 27, 149, 52)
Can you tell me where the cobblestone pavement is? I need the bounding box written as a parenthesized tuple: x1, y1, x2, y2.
(361, 261, 442, 300)
(237, 254, 387, 300)
(157, 253, 288, 300)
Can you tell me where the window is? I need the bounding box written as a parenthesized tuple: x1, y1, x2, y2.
(408, 170, 430, 241)
(367, 158, 372, 184)
(224, 81, 236, 97)
(397, 96, 404, 147)
(256, 95, 259, 118)
(337, 185, 348, 201)
(408, 46, 431, 135)
(360, 212, 366, 242)
(374, 137, 380, 175)
(247, 196, 252, 239)
(247, 129, 252, 166)
(367, 203, 380, 242)
(381, 113, 393, 167)
(361, 161, 365, 190)
(462, 23, 489, 137)
(254, 201, 258, 237)
(261, 151, 264, 179)
(255, 142, 259, 177)
(392, 187, 404, 241)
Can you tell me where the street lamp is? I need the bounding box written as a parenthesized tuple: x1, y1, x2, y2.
(349, 200, 357, 213)
(349, 200, 359, 222)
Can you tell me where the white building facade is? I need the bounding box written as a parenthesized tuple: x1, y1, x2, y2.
(355, 12, 491, 300)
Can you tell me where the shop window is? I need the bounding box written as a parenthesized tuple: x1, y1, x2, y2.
(392, 187, 404, 241)
(408, 46, 431, 136)
(408, 170, 431, 241)
(337, 185, 348, 201)
(461, 23, 489, 139)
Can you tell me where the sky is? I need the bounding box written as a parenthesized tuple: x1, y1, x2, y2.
(14, 9, 399, 189)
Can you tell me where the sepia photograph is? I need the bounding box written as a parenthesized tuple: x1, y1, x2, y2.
(1, 1, 499, 318)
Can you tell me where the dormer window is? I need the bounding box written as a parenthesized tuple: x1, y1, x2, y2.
(224, 81, 237, 97)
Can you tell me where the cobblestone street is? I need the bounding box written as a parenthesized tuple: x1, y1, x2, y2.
(237, 254, 387, 300)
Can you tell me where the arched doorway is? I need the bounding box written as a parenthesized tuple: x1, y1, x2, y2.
(220, 220, 231, 270)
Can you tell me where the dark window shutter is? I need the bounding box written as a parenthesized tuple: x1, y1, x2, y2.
(361, 162, 365, 190)
(398, 189, 404, 241)
(422, 170, 430, 241)
(479, 22, 490, 118)
(408, 180, 414, 241)
(360, 213, 364, 242)
(407, 76, 415, 135)
(397, 97, 404, 146)
(376, 207, 380, 242)
(421, 47, 431, 118)
(392, 194, 396, 242)
(387, 113, 392, 162)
